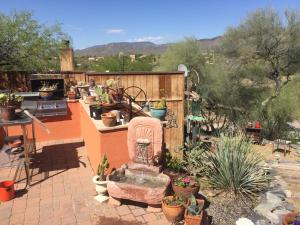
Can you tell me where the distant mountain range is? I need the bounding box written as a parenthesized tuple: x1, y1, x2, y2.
(75, 36, 222, 56)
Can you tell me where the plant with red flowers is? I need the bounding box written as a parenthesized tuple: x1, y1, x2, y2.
(175, 176, 197, 188)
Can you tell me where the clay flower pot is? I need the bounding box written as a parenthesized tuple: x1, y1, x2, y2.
(67, 91, 76, 100)
(162, 196, 184, 222)
(283, 212, 299, 225)
(0, 106, 16, 121)
(172, 177, 200, 198)
(101, 113, 117, 127)
(85, 96, 96, 104)
(184, 199, 205, 225)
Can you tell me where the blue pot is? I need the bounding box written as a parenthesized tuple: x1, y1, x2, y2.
(150, 108, 166, 120)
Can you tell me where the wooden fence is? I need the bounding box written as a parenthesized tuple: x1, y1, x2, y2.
(0, 71, 185, 153)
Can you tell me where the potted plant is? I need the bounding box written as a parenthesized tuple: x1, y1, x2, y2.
(164, 151, 186, 181)
(101, 112, 117, 127)
(92, 154, 110, 203)
(93, 105, 102, 120)
(0, 93, 23, 121)
(67, 86, 76, 100)
(150, 98, 167, 120)
(172, 176, 200, 198)
(183, 195, 205, 225)
(76, 81, 90, 99)
(283, 212, 300, 225)
(39, 82, 58, 100)
(162, 195, 185, 222)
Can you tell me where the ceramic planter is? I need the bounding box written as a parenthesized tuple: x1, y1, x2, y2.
(67, 91, 76, 100)
(0, 106, 16, 121)
(172, 182, 200, 198)
(85, 96, 96, 104)
(283, 212, 300, 225)
(162, 196, 184, 222)
(101, 113, 116, 127)
(184, 199, 205, 225)
(92, 175, 109, 203)
(150, 107, 167, 120)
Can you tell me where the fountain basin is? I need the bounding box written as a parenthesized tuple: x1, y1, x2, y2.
(107, 168, 170, 205)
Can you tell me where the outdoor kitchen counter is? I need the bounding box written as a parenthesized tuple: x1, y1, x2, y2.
(79, 100, 167, 132)
(79, 100, 130, 132)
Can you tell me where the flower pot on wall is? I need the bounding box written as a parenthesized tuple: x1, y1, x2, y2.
(101, 113, 116, 127)
(150, 107, 167, 120)
(162, 196, 184, 222)
(0, 106, 16, 121)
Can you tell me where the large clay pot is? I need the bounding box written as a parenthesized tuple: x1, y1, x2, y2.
(162, 196, 184, 222)
(0, 106, 16, 121)
(282, 212, 299, 225)
(101, 113, 116, 127)
(172, 182, 200, 198)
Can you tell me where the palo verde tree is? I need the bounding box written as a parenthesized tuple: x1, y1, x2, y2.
(222, 8, 300, 108)
(0, 11, 69, 72)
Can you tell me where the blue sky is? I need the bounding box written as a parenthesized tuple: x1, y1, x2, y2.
(1, 0, 300, 49)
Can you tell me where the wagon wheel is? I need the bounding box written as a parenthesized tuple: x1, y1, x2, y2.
(123, 86, 147, 118)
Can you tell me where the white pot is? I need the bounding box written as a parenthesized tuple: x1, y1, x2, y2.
(92, 175, 108, 195)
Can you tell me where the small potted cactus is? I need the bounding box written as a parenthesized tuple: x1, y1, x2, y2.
(92, 154, 110, 202)
(162, 195, 185, 223)
(183, 195, 205, 225)
(150, 98, 167, 120)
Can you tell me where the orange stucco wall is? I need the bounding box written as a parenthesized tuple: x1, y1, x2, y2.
(6, 102, 81, 142)
(79, 104, 130, 173)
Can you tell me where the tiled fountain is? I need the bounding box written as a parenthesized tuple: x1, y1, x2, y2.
(107, 117, 170, 212)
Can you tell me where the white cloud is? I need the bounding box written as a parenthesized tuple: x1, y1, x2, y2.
(129, 36, 165, 43)
(105, 29, 125, 34)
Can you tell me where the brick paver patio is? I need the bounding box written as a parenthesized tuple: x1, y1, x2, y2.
(0, 140, 171, 225)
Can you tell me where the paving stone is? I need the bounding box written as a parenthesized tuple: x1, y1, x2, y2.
(142, 213, 158, 223)
(121, 213, 137, 222)
(117, 205, 131, 216)
(132, 208, 146, 216)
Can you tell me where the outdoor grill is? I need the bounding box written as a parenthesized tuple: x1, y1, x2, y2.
(16, 93, 68, 117)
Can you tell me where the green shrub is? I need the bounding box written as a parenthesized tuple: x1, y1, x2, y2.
(205, 134, 270, 197)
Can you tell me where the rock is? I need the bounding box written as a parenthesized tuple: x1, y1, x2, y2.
(266, 192, 282, 206)
(282, 202, 295, 211)
(269, 189, 286, 200)
(236, 217, 254, 225)
(273, 209, 290, 219)
(254, 203, 280, 224)
(284, 190, 292, 198)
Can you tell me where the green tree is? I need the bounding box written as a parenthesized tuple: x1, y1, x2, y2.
(0, 11, 69, 72)
(222, 8, 300, 108)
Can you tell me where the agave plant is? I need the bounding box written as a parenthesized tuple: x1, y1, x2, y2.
(205, 134, 271, 197)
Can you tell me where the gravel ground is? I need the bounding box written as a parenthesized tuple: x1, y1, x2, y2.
(202, 191, 264, 225)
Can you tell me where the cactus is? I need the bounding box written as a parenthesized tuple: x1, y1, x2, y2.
(97, 154, 109, 180)
(152, 98, 167, 109)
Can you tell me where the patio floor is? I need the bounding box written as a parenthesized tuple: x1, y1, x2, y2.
(0, 140, 171, 225)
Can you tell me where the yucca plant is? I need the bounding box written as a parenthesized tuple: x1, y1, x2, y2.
(205, 134, 270, 197)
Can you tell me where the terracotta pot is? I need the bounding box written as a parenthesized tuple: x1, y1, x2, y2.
(85, 96, 96, 104)
(184, 199, 205, 225)
(282, 212, 299, 225)
(172, 181, 200, 198)
(101, 113, 116, 127)
(0, 106, 16, 121)
(67, 91, 76, 100)
(162, 196, 184, 222)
